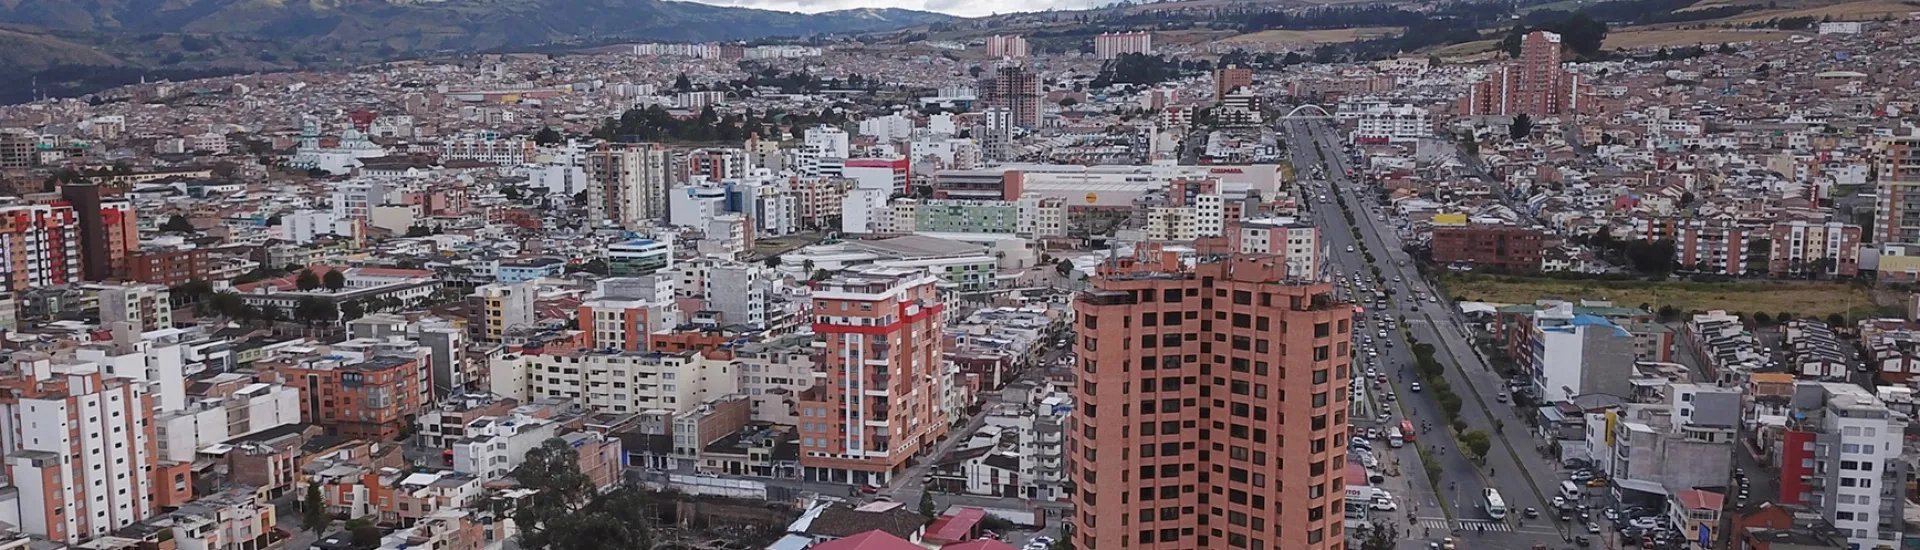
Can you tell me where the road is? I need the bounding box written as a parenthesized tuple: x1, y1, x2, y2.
(1285, 119, 1572, 549)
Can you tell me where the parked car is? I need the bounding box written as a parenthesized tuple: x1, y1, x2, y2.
(1629, 517, 1661, 530)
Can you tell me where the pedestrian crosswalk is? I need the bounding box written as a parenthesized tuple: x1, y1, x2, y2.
(1414, 518, 1513, 532)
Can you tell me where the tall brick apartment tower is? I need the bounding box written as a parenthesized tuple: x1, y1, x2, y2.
(1069, 254, 1356, 550)
(798, 266, 950, 485)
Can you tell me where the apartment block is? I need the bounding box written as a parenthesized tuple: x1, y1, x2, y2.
(0, 353, 158, 543)
(1675, 222, 1754, 275)
(733, 334, 818, 424)
(1094, 32, 1154, 59)
(1431, 224, 1546, 272)
(254, 352, 428, 441)
(578, 276, 679, 351)
(475, 281, 537, 342)
(584, 142, 669, 229)
(1771, 382, 1909, 549)
(1070, 255, 1354, 550)
(984, 35, 1029, 58)
(497, 350, 738, 414)
(1236, 218, 1323, 281)
(1583, 382, 1738, 496)
(95, 283, 172, 332)
(1769, 221, 1863, 278)
(0, 203, 80, 292)
(1455, 31, 1580, 117)
(1016, 194, 1067, 238)
(1877, 137, 1920, 247)
(797, 266, 949, 485)
(1525, 303, 1639, 402)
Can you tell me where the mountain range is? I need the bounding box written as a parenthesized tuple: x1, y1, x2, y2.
(0, 0, 957, 103)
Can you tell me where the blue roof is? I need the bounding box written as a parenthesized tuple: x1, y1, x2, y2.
(1571, 314, 1631, 337)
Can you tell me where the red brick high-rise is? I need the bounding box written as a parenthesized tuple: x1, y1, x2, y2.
(1456, 31, 1581, 117)
(1069, 254, 1355, 550)
(797, 266, 949, 485)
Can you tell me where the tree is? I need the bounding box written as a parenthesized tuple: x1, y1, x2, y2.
(673, 73, 692, 92)
(1356, 521, 1399, 550)
(161, 214, 195, 232)
(1828, 313, 1847, 326)
(1753, 312, 1773, 326)
(302, 483, 329, 533)
(533, 127, 564, 145)
(1056, 260, 1075, 278)
(341, 300, 365, 322)
(1462, 430, 1493, 459)
(566, 259, 608, 276)
(260, 305, 286, 324)
(763, 256, 781, 268)
(1509, 113, 1533, 140)
(323, 269, 346, 292)
(296, 296, 339, 325)
(405, 225, 433, 238)
(513, 439, 599, 550)
(296, 269, 321, 291)
(919, 491, 937, 518)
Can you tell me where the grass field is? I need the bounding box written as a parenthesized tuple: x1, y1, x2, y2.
(1431, 39, 1501, 57)
(1602, 29, 1800, 48)
(1221, 27, 1405, 43)
(1439, 273, 1880, 318)
(1691, 0, 1919, 25)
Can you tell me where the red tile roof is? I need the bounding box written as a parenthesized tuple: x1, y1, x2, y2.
(925, 508, 986, 543)
(811, 530, 923, 550)
(943, 540, 1019, 550)
(1678, 489, 1725, 512)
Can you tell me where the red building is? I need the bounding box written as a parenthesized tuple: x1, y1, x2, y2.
(797, 266, 949, 486)
(1456, 31, 1581, 117)
(1071, 254, 1353, 550)
(1767, 220, 1862, 278)
(126, 248, 212, 287)
(1431, 224, 1547, 272)
(256, 355, 428, 441)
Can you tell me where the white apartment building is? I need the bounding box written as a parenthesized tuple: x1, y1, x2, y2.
(450, 412, 559, 480)
(156, 380, 301, 463)
(585, 143, 670, 229)
(1784, 382, 1908, 548)
(95, 283, 173, 333)
(507, 351, 739, 414)
(733, 335, 818, 424)
(1238, 218, 1323, 280)
(330, 178, 394, 220)
(439, 132, 530, 165)
(1351, 105, 1432, 144)
(0, 354, 158, 543)
(858, 115, 913, 142)
(1016, 194, 1067, 238)
(704, 262, 770, 329)
(475, 281, 537, 342)
(1094, 32, 1153, 59)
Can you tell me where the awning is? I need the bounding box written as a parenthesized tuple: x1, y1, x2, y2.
(1613, 477, 1669, 496)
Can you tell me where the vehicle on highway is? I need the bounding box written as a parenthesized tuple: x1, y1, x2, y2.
(1485, 489, 1508, 519)
(1410, 382, 1422, 392)
(1388, 426, 1404, 448)
(1401, 419, 1417, 442)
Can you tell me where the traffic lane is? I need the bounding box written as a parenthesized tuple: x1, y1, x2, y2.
(1401, 312, 1549, 522)
(1319, 198, 1490, 520)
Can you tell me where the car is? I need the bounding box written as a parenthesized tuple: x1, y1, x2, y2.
(1024, 544, 1048, 550)
(1033, 537, 1055, 546)
(1410, 382, 1422, 392)
(1524, 507, 1540, 519)
(1375, 412, 1391, 423)
(1442, 538, 1456, 550)
(1346, 246, 1356, 252)
(1393, 276, 1402, 282)
(1370, 498, 1397, 511)
(1352, 438, 1372, 449)
(1587, 522, 1602, 534)
(1552, 496, 1567, 509)
(1362, 454, 1381, 468)
(1604, 509, 1619, 521)
(859, 484, 880, 494)
(1428, 544, 1441, 550)
(1496, 392, 1509, 403)
(1587, 478, 1610, 487)
(1570, 470, 1594, 482)
(1366, 428, 1381, 439)
(1629, 517, 1661, 530)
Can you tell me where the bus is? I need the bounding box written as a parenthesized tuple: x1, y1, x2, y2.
(1400, 419, 1417, 443)
(1484, 489, 1508, 520)
(1387, 426, 1404, 448)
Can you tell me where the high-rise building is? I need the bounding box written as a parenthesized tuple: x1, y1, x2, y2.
(0, 353, 159, 543)
(1774, 382, 1908, 549)
(475, 281, 537, 342)
(796, 266, 949, 485)
(577, 277, 678, 351)
(981, 108, 1015, 163)
(0, 203, 80, 291)
(984, 64, 1041, 129)
(985, 35, 1029, 58)
(0, 128, 35, 169)
(1215, 65, 1254, 101)
(1094, 32, 1154, 59)
(96, 283, 172, 332)
(1069, 254, 1354, 550)
(585, 142, 669, 229)
(1455, 31, 1580, 117)
(1877, 137, 1920, 247)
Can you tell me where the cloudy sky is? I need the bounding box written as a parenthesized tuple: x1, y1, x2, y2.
(683, 0, 1102, 18)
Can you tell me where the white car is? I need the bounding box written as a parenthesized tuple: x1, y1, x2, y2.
(1629, 517, 1661, 530)
(1410, 382, 1423, 392)
(1370, 498, 1397, 511)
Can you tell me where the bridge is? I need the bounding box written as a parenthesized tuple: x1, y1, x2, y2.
(1277, 104, 1337, 120)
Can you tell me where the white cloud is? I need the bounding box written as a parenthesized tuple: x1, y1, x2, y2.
(681, 0, 1098, 18)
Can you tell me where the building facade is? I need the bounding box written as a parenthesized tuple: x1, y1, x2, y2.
(1070, 255, 1354, 550)
(1431, 224, 1546, 272)
(1094, 32, 1154, 60)
(797, 267, 950, 485)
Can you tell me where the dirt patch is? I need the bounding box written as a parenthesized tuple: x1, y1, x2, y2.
(1439, 273, 1882, 319)
(1221, 27, 1405, 44)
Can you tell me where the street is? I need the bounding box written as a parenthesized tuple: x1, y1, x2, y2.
(1285, 118, 1572, 549)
